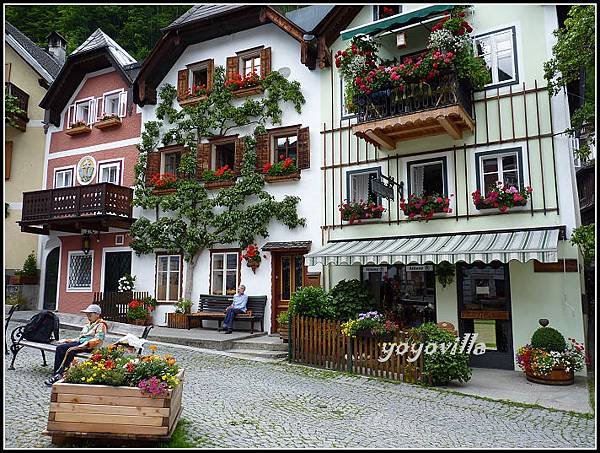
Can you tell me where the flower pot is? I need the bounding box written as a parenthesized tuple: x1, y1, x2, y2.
(65, 124, 92, 136)
(151, 188, 177, 195)
(246, 259, 260, 274)
(525, 367, 574, 385)
(129, 317, 152, 326)
(178, 94, 208, 107)
(95, 117, 122, 130)
(204, 179, 236, 190)
(232, 85, 263, 98)
(474, 199, 528, 211)
(167, 312, 190, 329)
(9, 274, 39, 285)
(278, 323, 289, 343)
(264, 172, 301, 183)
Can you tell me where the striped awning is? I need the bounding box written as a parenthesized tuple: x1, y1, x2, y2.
(305, 228, 561, 266)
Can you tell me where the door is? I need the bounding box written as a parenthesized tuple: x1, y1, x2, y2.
(458, 263, 514, 369)
(103, 251, 132, 293)
(43, 248, 60, 310)
(272, 253, 306, 334)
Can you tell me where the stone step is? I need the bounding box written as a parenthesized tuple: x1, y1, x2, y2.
(231, 336, 288, 351)
(227, 348, 288, 360)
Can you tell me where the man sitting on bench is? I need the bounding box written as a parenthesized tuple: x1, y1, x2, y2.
(221, 285, 248, 334)
(44, 304, 108, 387)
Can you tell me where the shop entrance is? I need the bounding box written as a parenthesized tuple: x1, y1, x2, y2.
(362, 264, 436, 329)
(457, 263, 514, 369)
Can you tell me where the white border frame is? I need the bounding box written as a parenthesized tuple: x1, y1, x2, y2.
(100, 88, 125, 119)
(53, 164, 76, 188)
(76, 155, 97, 185)
(155, 254, 182, 302)
(66, 250, 94, 292)
(210, 251, 239, 296)
(100, 246, 132, 294)
(97, 158, 124, 185)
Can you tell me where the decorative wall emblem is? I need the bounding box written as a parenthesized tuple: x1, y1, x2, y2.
(77, 156, 96, 185)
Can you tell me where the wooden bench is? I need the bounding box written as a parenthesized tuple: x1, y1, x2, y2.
(186, 294, 267, 333)
(8, 320, 153, 370)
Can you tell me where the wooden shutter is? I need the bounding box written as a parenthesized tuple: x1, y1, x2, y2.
(255, 133, 269, 172)
(260, 47, 271, 79)
(196, 143, 212, 179)
(234, 137, 245, 175)
(226, 56, 239, 81)
(297, 127, 310, 170)
(145, 151, 161, 186)
(97, 95, 105, 120)
(206, 59, 215, 92)
(177, 69, 189, 101)
(87, 99, 97, 125)
(5, 141, 13, 180)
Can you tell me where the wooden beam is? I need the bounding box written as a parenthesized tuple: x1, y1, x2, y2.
(365, 129, 395, 150)
(20, 225, 50, 235)
(262, 7, 305, 42)
(437, 116, 462, 139)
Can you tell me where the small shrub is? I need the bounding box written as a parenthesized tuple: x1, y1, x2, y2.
(288, 286, 333, 319)
(16, 251, 38, 277)
(175, 298, 192, 314)
(276, 310, 289, 325)
(530, 326, 566, 352)
(329, 279, 377, 321)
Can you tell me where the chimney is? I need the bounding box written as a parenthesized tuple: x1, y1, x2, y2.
(47, 31, 67, 65)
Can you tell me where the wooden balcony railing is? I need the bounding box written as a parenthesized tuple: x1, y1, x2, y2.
(577, 166, 595, 211)
(5, 82, 29, 131)
(21, 183, 133, 224)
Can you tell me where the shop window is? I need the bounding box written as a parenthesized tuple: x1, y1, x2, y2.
(273, 134, 298, 163)
(407, 158, 447, 196)
(373, 5, 402, 20)
(211, 251, 238, 296)
(156, 254, 181, 302)
(348, 168, 380, 203)
(476, 149, 523, 192)
(98, 161, 121, 185)
(213, 142, 236, 170)
(67, 251, 93, 291)
(54, 167, 74, 188)
(474, 27, 518, 88)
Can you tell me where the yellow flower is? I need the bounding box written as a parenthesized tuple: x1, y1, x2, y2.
(149, 345, 158, 353)
(81, 377, 85, 381)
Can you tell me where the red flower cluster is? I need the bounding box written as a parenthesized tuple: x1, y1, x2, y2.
(90, 353, 102, 362)
(381, 6, 396, 17)
(242, 244, 261, 263)
(262, 157, 297, 176)
(400, 194, 453, 222)
(150, 173, 177, 189)
(472, 184, 533, 212)
(214, 164, 233, 178)
(225, 71, 262, 90)
(431, 11, 473, 35)
(334, 38, 378, 69)
(339, 199, 386, 225)
(187, 83, 208, 98)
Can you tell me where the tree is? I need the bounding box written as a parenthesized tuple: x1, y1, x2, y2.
(544, 5, 595, 161)
(130, 67, 307, 299)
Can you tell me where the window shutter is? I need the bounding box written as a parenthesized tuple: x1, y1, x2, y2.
(5, 141, 13, 180)
(67, 104, 76, 128)
(206, 59, 215, 92)
(226, 56, 239, 81)
(297, 126, 310, 170)
(196, 143, 211, 179)
(87, 99, 96, 125)
(118, 91, 127, 117)
(98, 95, 104, 121)
(145, 151, 161, 186)
(234, 137, 245, 175)
(255, 133, 269, 172)
(177, 69, 189, 101)
(260, 47, 271, 79)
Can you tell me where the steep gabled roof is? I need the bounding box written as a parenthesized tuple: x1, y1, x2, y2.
(5, 20, 62, 82)
(285, 5, 336, 33)
(71, 28, 137, 67)
(163, 5, 247, 31)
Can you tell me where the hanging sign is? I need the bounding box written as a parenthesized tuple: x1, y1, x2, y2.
(406, 265, 434, 272)
(77, 155, 96, 185)
(371, 178, 394, 200)
(363, 266, 384, 273)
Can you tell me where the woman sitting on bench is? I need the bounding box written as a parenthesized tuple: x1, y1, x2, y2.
(44, 304, 108, 387)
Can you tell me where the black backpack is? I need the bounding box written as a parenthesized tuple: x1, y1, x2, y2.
(22, 311, 60, 343)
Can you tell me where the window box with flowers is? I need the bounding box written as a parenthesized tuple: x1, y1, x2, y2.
(149, 173, 178, 195)
(400, 194, 453, 222)
(242, 243, 262, 273)
(127, 297, 156, 326)
(472, 182, 533, 213)
(262, 157, 301, 183)
(225, 72, 264, 98)
(95, 114, 122, 130)
(65, 120, 92, 136)
(339, 199, 386, 225)
(202, 165, 236, 189)
(179, 84, 209, 107)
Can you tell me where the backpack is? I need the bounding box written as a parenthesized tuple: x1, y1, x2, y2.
(22, 311, 60, 343)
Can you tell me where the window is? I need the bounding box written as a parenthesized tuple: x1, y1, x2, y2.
(476, 150, 522, 192)
(101, 90, 126, 118)
(98, 161, 121, 185)
(188, 60, 211, 89)
(348, 168, 380, 203)
(163, 151, 182, 175)
(67, 252, 93, 291)
(407, 158, 447, 196)
(242, 55, 261, 76)
(274, 134, 297, 163)
(156, 255, 181, 302)
(340, 78, 355, 118)
(213, 142, 235, 170)
(474, 27, 518, 87)
(54, 167, 74, 188)
(67, 97, 95, 127)
(373, 5, 401, 20)
(211, 252, 239, 296)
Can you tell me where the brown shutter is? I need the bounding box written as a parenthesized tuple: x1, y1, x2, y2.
(234, 137, 245, 175)
(177, 69, 189, 101)
(145, 151, 161, 186)
(297, 127, 310, 170)
(206, 59, 215, 92)
(226, 56, 239, 81)
(255, 133, 270, 172)
(5, 141, 13, 180)
(196, 143, 212, 179)
(260, 47, 271, 79)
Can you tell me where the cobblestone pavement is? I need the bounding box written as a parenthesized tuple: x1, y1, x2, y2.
(4, 325, 596, 448)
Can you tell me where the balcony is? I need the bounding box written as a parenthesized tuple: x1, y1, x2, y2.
(5, 82, 29, 132)
(352, 72, 474, 150)
(19, 183, 135, 235)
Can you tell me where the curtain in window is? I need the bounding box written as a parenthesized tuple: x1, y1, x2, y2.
(411, 166, 425, 196)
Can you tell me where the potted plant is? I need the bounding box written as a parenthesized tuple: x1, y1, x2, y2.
(202, 164, 236, 189)
(179, 83, 210, 106)
(341, 311, 399, 341)
(276, 311, 289, 343)
(95, 113, 122, 129)
(400, 193, 453, 221)
(225, 71, 264, 97)
(262, 157, 301, 182)
(117, 273, 136, 293)
(167, 298, 192, 329)
(516, 322, 587, 385)
(472, 182, 533, 212)
(149, 173, 178, 194)
(242, 243, 261, 273)
(10, 251, 39, 285)
(127, 297, 155, 326)
(338, 199, 386, 224)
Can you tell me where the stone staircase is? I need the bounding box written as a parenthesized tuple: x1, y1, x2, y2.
(227, 335, 288, 361)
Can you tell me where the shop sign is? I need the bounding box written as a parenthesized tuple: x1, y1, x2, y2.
(363, 266, 384, 273)
(371, 178, 394, 200)
(77, 155, 96, 185)
(405, 265, 433, 272)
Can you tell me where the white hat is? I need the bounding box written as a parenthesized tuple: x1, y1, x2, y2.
(81, 304, 102, 314)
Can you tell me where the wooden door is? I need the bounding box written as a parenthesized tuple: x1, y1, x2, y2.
(271, 253, 306, 334)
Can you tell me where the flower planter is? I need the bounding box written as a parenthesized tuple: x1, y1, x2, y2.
(264, 172, 301, 183)
(178, 95, 208, 107)
(167, 312, 190, 329)
(246, 259, 260, 274)
(151, 188, 177, 196)
(95, 117, 122, 130)
(129, 317, 153, 326)
(525, 367, 574, 386)
(204, 179, 236, 190)
(9, 275, 39, 285)
(45, 369, 184, 444)
(65, 125, 92, 136)
(474, 199, 528, 211)
(231, 85, 263, 98)
(278, 323, 289, 343)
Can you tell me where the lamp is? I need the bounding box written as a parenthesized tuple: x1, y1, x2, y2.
(82, 231, 91, 255)
(396, 32, 407, 49)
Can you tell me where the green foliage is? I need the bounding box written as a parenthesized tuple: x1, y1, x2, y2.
(128, 357, 180, 386)
(276, 310, 289, 325)
(531, 326, 567, 352)
(5, 290, 27, 307)
(329, 279, 376, 321)
(175, 298, 192, 314)
(436, 262, 455, 288)
(5, 89, 26, 128)
(288, 286, 334, 319)
(16, 251, 38, 277)
(544, 5, 595, 160)
(408, 322, 472, 386)
(571, 224, 595, 265)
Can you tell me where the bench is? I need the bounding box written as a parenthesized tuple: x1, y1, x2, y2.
(186, 294, 267, 333)
(8, 320, 153, 370)
(4, 304, 19, 354)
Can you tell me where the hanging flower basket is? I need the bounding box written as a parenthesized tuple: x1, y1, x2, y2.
(242, 244, 261, 273)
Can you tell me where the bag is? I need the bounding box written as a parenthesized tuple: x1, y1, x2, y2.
(22, 311, 60, 343)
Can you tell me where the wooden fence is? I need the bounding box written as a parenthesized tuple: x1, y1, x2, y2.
(290, 316, 423, 383)
(92, 292, 149, 324)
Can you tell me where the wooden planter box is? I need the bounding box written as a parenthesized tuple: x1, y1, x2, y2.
(95, 117, 122, 130)
(151, 188, 177, 196)
(278, 323, 289, 343)
(9, 274, 39, 285)
(264, 172, 301, 183)
(65, 125, 92, 136)
(178, 95, 208, 107)
(45, 369, 184, 445)
(232, 85, 263, 98)
(129, 317, 153, 326)
(525, 367, 574, 385)
(167, 312, 190, 329)
(204, 179, 236, 190)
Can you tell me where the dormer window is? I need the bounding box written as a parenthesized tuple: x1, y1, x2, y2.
(69, 98, 94, 126)
(100, 89, 126, 119)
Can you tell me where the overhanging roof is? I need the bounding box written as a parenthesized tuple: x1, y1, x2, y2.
(305, 227, 563, 266)
(262, 241, 312, 251)
(340, 4, 454, 41)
